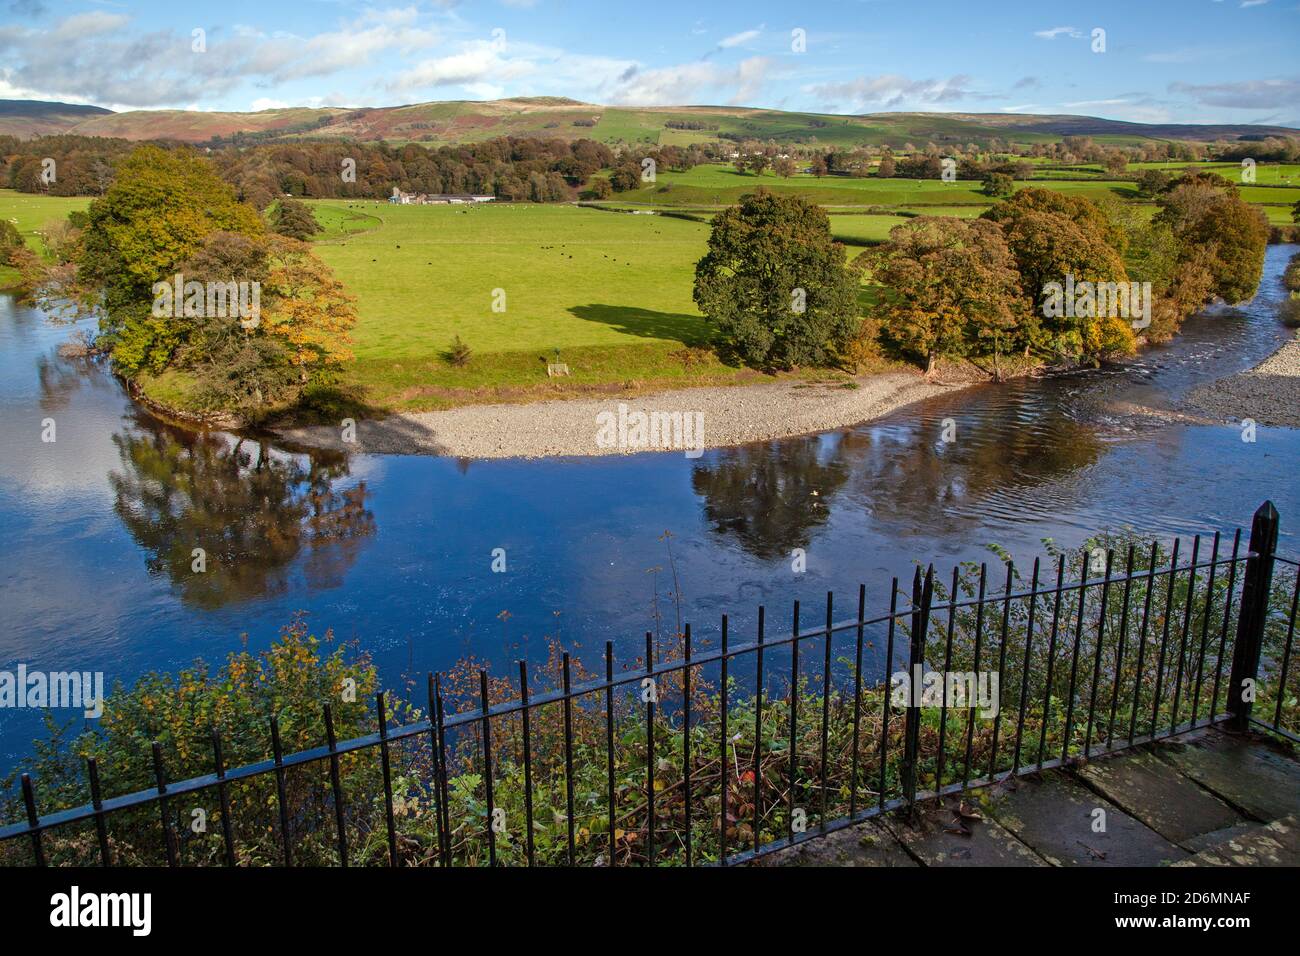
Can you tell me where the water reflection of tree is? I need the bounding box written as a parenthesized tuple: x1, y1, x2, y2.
(110, 418, 375, 608)
(37, 355, 88, 414)
(691, 439, 850, 560)
(835, 400, 1105, 525)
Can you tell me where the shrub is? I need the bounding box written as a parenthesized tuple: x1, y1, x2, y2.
(447, 335, 472, 367)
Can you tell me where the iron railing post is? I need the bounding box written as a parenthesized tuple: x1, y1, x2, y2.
(1226, 502, 1279, 731)
(902, 566, 934, 812)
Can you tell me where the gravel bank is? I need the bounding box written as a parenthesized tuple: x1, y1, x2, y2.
(1183, 332, 1300, 428)
(276, 372, 962, 459)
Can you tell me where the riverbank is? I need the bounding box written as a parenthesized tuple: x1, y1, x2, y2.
(274, 370, 969, 458)
(1183, 330, 1300, 428)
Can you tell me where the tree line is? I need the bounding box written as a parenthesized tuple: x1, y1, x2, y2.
(693, 172, 1270, 375)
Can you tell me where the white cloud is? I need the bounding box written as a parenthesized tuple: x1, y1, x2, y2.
(391, 40, 536, 90)
(606, 56, 773, 106)
(53, 11, 128, 38)
(250, 97, 289, 111)
(1034, 26, 1083, 40)
(718, 27, 762, 49)
(804, 73, 976, 111)
(1169, 77, 1300, 109)
(0, 8, 441, 108)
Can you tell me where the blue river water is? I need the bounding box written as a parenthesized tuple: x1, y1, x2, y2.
(1, 244, 1297, 765)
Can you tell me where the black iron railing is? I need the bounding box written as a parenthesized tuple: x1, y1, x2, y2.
(2, 501, 1296, 867)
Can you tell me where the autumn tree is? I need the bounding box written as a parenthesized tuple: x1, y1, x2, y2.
(1154, 171, 1268, 304)
(260, 235, 357, 380)
(694, 190, 859, 369)
(61, 144, 355, 416)
(76, 144, 265, 375)
(168, 230, 356, 416)
(860, 217, 1024, 374)
(980, 188, 1135, 360)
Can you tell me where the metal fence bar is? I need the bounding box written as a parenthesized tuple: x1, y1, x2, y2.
(5, 504, 1294, 868)
(1228, 503, 1279, 730)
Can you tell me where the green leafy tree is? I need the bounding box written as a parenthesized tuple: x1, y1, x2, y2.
(1135, 169, 1172, 199)
(77, 144, 264, 375)
(270, 197, 322, 240)
(693, 190, 860, 369)
(981, 172, 1014, 198)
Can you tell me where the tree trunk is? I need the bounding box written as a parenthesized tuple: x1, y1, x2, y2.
(925, 351, 937, 376)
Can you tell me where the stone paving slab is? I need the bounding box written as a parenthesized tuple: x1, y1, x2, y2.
(1074, 749, 1242, 846)
(1181, 821, 1263, 854)
(986, 772, 1187, 866)
(767, 729, 1299, 867)
(878, 802, 1047, 867)
(1153, 729, 1300, 823)
(758, 819, 918, 867)
(1172, 815, 1300, 867)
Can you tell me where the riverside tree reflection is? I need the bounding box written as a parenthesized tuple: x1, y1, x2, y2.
(690, 437, 850, 560)
(109, 415, 374, 608)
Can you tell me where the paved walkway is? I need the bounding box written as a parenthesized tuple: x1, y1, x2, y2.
(767, 727, 1300, 867)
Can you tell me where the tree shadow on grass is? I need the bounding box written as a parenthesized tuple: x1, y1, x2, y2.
(568, 304, 711, 347)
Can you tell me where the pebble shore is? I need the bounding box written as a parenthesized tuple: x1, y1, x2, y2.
(1183, 332, 1300, 428)
(276, 372, 962, 459)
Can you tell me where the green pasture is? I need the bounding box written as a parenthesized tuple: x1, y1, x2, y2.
(620, 164, 1139, 208)
(308, 201, 763, 409)
(0, 190, 90, 254)
(0, 190, 90, 286)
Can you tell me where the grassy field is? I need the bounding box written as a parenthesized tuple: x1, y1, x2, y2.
(0, 190, 90, 286)
(608, 164, 1139, 208)
(309, 201, 775, 410)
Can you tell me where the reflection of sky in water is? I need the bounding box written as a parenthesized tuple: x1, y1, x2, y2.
(1, 245, 1298, 762)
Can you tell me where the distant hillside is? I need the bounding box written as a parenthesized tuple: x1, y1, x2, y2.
(0, 97, 1294, 147)
(0, 99, 113, 139)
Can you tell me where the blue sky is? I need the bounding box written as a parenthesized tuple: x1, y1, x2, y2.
(1, 0, 1297, 125)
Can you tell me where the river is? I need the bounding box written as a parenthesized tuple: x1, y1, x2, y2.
(1, 244, 1297, 764)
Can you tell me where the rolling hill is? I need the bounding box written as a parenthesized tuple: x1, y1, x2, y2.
(0, 99, 113, 138)
(0, 97, 1294, 148)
